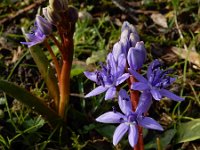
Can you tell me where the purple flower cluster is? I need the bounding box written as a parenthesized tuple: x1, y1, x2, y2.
(84, 21, 184, 147)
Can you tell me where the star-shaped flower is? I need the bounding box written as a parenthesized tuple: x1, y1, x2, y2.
(84, 53, 129, 100)
(96, 89, 163, 147)
(130, 59, 184, 102)
(21, 15, 52, 47)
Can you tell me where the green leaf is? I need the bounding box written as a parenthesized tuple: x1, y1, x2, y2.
(29, 46, 59, 107)
(0, 80, 62, 126)
(23, 116, 45, 133)
(96, 125, 115, 139)
(70, 64, 85, 78)
(145, 129, 176, 149)
(175, 119, 200, 143)
(160, 129, 176, 148)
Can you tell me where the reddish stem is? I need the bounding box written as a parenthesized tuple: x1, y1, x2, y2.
(128, 75, 139, 111)
(58, 34, 73, 119)
(128, 75, 144, 150)
(50, 35, 63, 54)
(44, 40, 61, 109)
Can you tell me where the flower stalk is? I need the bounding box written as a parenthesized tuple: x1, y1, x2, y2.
(58, 35, 74, 118)
(44, 40, 61, 81)
(128, 74, 144, 150)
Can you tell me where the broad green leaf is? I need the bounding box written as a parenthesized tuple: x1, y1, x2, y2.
(0, 80, 61, 126)
(145, 129, 176, 149)
(160, 129, 176, 148)
(175, 119, 200, 143)
(70, 64, 85, 78)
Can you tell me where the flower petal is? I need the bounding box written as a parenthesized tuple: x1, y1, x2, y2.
(138, 117, 163, 131)
(150, 89, 162, 100)
(136, 91, 152, 114)
(105, 87, 116, 100)
(116, 73, 130, 86)
(131, 82, 149, 91)
(147, 59, 162, 79)
(162, 77, 176, 88)
(84, 71, 97, 82)
(113, 123, 129, 146)
(85, 86, 107, 98)
(36, 15, 52, 35)
(117, 54, 126, 74)
(107, 53, 117, 75)
(160, 89, 184, 101)
(20, 41, 43, 48)
(128, 124, 138, 147)
(118, 89, 132, 114)
(129, 69, 147, 83)
(96, 111, 124, 123)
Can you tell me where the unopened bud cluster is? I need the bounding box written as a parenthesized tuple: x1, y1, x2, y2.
(21, 0, 78, 47)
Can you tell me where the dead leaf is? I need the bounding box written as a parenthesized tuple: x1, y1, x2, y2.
(171, 47, 200, 68)
(151, 13, 168, 28)
(11, 46, 23, 63)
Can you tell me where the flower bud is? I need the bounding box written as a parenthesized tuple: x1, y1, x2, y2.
(120, 29, 129, 40)
(35, 15, 52, 35)
(61, 0, 68, 10)
(120, 38, 130, 56)
(112, 42, 123, 62)
(127, 41, 146, 70)
(129, 32, 140, 47)
(49, 0, 68, 12)
(43, 7, 61, 25)
(135, 41, 146, 61)
(68, 6, 78, 23)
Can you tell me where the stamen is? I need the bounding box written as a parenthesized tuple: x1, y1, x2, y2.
(96, 71, 105, 86)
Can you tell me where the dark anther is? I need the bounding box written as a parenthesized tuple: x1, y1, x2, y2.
(112, 106, 117, 113)
(119, 118, 124, 122)
(123, 97, 129, 101)
(96, 71, 105, 86)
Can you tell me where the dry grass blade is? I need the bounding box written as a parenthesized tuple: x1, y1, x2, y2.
(171, 46, 200, 69)
(0, 0, 46, 25)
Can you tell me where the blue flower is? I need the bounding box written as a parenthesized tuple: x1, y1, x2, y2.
(84, 53, 129, 100)
(96, 89, 163, 147)
(21, 15, 52, 47)
(130, 59, 184, 102)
